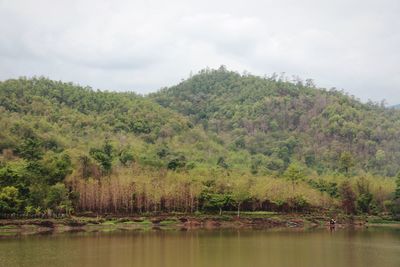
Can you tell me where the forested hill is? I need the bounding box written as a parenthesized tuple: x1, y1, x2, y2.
(1, 70, 400, 216)
(0, 77, 190, 140)
(152, 67, 400, 177)
(1, 71, 400, 179)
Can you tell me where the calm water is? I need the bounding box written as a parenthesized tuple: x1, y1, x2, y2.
(0, 228, 399, 267)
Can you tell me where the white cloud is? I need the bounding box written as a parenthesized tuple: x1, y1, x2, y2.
(0, 0, 399, 103)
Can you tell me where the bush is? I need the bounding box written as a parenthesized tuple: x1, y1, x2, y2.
(200, 192, 231, 215)
(0, 186, 22, 214)
(357, 193, 373, 214)
(45, 183, 73, 215)
(389, 199, 400, 218)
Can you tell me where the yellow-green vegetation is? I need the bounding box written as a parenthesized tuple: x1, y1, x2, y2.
(0, 68, 400, 219)
(0, 225, 17, 229)
(137, 220, 152, 225)
(101, 220, 117, 226)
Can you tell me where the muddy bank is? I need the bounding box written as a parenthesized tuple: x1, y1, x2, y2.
(0, 213, 396, 237)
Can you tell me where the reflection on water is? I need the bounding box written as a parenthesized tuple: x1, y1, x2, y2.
(0, 227, 399, 267)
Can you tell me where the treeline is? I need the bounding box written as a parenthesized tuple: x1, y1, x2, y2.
(1, 136, 399, 218)
(70, 143, 399, 216)
(0, 72, 400, 218)
(72, 168, 399, 216)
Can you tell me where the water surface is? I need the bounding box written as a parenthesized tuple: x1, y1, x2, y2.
(0, 227, 399, 267)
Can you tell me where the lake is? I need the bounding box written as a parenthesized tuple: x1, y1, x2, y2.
(0, 227, 399, 267)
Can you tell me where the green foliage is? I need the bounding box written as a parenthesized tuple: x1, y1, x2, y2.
(356, 177, 373, 213)
(201, 192, 231, 215)
(390, 199, 400, 217)
(284, 162, 306, 191)
(119, 150, 134, 166)
(41, 152, 72, 184)
(0, 161, 28, 188)
(45, 183, 73, 214)
(17, 138, 43, 161)
(90, 140, 114, 174)
(308, 179, 338, 198)
(305, 153, 316, 168)
(217, 156, 229, 169)
(0, 186, 22, 213)
(152, 68, 400, 177)
(231, 179, 251, 216)
(167, 155, 186, 170)
(357, 193, 373, 214)
(339, 151, 355, 175)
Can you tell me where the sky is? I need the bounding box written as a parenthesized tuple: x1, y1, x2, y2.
(0, 0, 399, 104)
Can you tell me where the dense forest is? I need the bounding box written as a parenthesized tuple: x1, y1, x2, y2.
(0, 67, 399, 218)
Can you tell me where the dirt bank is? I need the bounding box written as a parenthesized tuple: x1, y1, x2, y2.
(0, 213, 396, 237)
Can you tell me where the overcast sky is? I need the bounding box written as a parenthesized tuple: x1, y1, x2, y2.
(0, 0, 399, 104)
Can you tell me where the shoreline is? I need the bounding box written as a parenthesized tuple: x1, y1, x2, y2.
(0, 213, 398, 237)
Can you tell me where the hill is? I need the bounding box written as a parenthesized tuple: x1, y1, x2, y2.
(0, 71, 398, 217)
(152, 67, 400, 177)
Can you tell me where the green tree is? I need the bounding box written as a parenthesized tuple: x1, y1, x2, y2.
(356, 177, 373, 213)
(90, 140, 114, 175)
(339, 151, 355, 175)
(45, 183, 73, 215)
(167, 155, 186, 170)
(17, 138, 43, 161)
(231, 180, 251, 217)
(0, 161, 27, 187)
(284, 162, 306, 192)
(0, 186, 22, 214)
(201, 192, 231, 215)
(41, 153, 72, 185)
